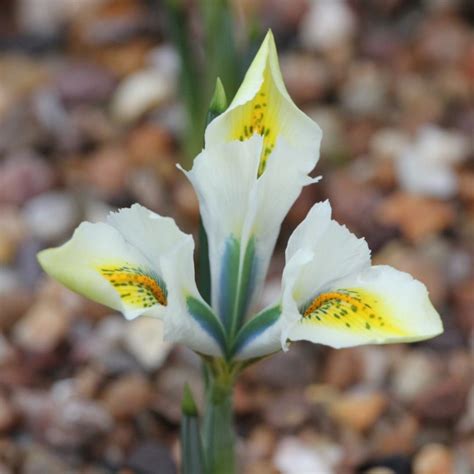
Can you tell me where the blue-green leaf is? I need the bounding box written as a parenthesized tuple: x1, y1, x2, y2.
(234, 237, 257, 331)
(186, 296, 227, 354)
(218, 236, 258, 338)
(181, 384, 205, 474)
(218, 236, 241, 329)
(231, 305, 281, 357)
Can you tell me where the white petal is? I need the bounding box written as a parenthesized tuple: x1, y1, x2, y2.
(159, 235, 224, 356)
(107, 203, 187, 268)
(205, 31, 322, 175)
(38, 221, 166, 320)
(287, 265, 443, 348)
(184, 135, 322, 325)
(39, 205, 224, 356)
(284, 201, 371, 305)
(183, 135, 262, 314)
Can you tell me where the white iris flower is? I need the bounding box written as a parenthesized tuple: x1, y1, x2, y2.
(38, 32, 442, 363)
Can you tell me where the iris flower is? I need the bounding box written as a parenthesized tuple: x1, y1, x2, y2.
(38, 31, 442, 369)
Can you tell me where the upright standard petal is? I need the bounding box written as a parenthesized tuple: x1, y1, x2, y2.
(205, 30, 322, 175)
(38, 204, 224, 356)
(184, 135, 319, 334)
(281, 202, 443, 348)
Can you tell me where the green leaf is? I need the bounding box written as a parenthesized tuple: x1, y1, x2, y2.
(231, 305, 281, 357)
(202, 371, 235, 474)
(181, 384, 205, 474)
(233, 237, 257, 332)
(186, 296, 227, 354)
(182, 383, 198, 416)
(218, 236, 241, 330)
(207, 77, 228, 125)
(197, 220, 211, 304)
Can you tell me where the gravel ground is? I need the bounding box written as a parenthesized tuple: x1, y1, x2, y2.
(0, 1, 472, 473)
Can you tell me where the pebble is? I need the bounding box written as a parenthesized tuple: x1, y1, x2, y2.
(0, 394, 17, 432)
(274, 436, 342, 474)
(21, 444, 69, 474)
(370, 128, 409, 162)
(248, 344, 318, 389)
(396, 125, 469, 199)
(82, 146, 129, 200)
(391, 351, 440, 404)
(330, 390, 388, 433)
(281, 54, 330, 103)
(126, 441, 176, 474)
(101, 373, 152, 420)
(341, 62, 388, 117)
(306, 107, 348, 160)
(300, 0, 356, 52)
(112, 69, 174, 124)
(124, 317, 172, 371)
(0, 207, 26, 264)
(375, 193, 455, 243)
(0, 286, 34, 331)
(413, 443, 454, 474)
(452, 279, 474, 333)
(55, 62, 117, 104)
(126, 123, 174, 166)
(371, 415, 419, 457)
(16, 383, 112, 449)
(0, 151, 55, 206)
(154, 354, 203, 423)
(263, 391, 311, 430)
(13, 299, 71, 353)
(22, 191, 80, 242)
(413, 377, 468, 423)
(322, 348, 363, 389)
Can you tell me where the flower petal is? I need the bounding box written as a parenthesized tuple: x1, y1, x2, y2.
(183, 135, 262, 322)
(284, 201, 371, 306)
(107, 203, 187, 268)
(159, 234, 225, 356)
(37, 220, 167, 320)
(205, 30, 322, 175)
(287, 265, 443, 348)
(38, 204, 224, 356)
(184, 135, 320, 330)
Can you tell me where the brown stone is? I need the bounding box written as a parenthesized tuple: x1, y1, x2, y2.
(330, 391, 388, 432)
(0, 289, 34, 331)
(127, 124, 174, 166)
(413, 377, 468, 423)
(322, 348, 363, 389)
(0, 395, 16, 432)
(413, 443, 454, 474)
(83, 146, 129, 199)
(459, 171, 474, 203)
(101, 373, 152, 420)
(372, 415, 419, 456)
(376, 193, 455, 243)
(13, 299, 71, 353)
(452, 279, 474, 332)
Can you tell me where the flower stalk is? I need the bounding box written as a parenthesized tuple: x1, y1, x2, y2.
(202, 362, 237, 474)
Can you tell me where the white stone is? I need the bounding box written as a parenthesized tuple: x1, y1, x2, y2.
(112, 69, 174, 124)
(300, 0, 356, 51)
(274, 437, 342, 474)
(397, 125, 470, 198)
(125, 317, 172, 370)
(22, 191, 79, 242)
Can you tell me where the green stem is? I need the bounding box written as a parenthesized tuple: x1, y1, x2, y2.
(202, 367, 236, 474)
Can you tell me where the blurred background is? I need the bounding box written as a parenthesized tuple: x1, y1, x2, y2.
(0, 0, 473, 473)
